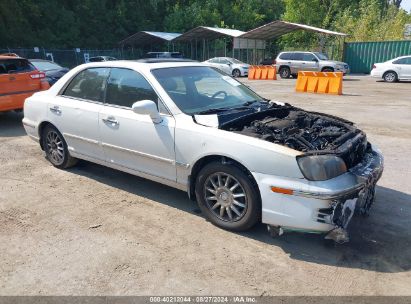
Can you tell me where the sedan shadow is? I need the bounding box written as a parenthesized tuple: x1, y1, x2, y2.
(69, 161, 411, 273)
(0, 111, 26, 137)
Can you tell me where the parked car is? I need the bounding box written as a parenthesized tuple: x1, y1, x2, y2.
(88, 56, 117, 62)
(29, 59, 69, 86)
(0, 54, 49, 112)
(275, 51, 350, 78)
(22, 59, 383, 243)
(370, 55, 411, 82)
(145, 52, 183, 59)
(203, 57, 249, 77)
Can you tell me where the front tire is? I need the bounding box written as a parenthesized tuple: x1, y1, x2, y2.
(42, 125, 78, 169)
(195, 162, 261, 231)
(232, 69, 241, 78)
(383, 71, 398, 83)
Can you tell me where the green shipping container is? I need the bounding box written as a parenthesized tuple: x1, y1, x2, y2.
(343, 40, 411, 74)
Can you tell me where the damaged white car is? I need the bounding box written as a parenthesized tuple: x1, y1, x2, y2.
(22, 59, 383, 243)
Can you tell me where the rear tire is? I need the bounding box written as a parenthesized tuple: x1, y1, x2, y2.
(42, 125, 78, 169)
(383, 71, 398, 83)
(279, 67, 291, 79)
(195, 161, 261, 231)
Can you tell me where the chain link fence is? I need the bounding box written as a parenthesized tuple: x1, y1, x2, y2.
(0, 48, 137, 68)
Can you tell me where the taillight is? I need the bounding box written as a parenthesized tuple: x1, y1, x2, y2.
(30, 72, 46, 79)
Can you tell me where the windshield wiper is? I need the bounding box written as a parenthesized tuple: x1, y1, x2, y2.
(195, 107, 232, 115)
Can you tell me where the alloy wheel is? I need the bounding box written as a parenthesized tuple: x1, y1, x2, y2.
(46, 130, 65, 165)
(203, 172, 248, 222)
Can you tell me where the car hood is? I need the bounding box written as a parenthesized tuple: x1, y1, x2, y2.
(194, 102, 368, 169)
(321, 60, 347, 66)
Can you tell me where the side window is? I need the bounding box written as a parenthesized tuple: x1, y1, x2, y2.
(393, 58, 405, 64)
(303, 53, 316, 61)
(292, 53, 304, 61)
(404, 57, 411, 64)
(279, 53, 291, 60)
(105, 68, 160, 109)
(63, 68, 109, 102)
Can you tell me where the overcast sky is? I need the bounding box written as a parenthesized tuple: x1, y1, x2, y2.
(402, 0, 411, 12)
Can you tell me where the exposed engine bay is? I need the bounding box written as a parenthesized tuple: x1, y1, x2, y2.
(220, 104, 369, 168)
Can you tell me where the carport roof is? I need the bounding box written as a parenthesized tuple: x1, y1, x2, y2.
(239, 20, 347, 39)
(173, 26, 245, 42)
(119, 31, 182, 46)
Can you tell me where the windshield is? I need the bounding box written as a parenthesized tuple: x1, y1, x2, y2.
(152, 66, 264, 115)
(313, 52, 328, 60)
(228, 58, 244, 64)
(31, 61, 61, 71)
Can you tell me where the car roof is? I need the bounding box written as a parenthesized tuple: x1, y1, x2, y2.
(29, 58, 54, 62)
(75, 59, 203, 70)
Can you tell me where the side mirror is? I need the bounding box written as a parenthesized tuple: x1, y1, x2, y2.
(312, 58, 319, 62)
(131, 100, 162, 124)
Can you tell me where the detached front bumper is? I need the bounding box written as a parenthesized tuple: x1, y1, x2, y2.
(253, 149, 384, 239)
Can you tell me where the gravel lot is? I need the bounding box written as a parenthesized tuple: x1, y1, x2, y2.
(1, 75, 410, 295)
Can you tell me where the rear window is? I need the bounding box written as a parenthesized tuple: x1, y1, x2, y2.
(279, 53, 292, 60)
(0, 59, 36, 74)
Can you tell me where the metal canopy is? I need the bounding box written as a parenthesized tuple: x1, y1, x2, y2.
(239, 21, 347, 40)
(173, 26, 245, 42)
(119, 31, 181, 46)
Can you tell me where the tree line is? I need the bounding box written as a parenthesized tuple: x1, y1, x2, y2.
(0, 0, 410, 49)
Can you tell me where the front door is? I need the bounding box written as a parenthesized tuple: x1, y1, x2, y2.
(99, 68, 176, 182)
(302, 53, 320, 71)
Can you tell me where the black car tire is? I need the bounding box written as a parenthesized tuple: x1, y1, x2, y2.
(279, 67, 291, 78)
(195, 161, 261, 231)
(232, 69, 241, 77)
(383, 71, 398, 83)
(42, 125, 78, 169)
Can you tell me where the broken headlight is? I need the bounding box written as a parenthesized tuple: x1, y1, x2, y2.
(297, 155, 347, 181)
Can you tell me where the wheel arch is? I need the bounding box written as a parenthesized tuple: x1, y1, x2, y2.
(37, 120, 57, 150)
(383, 70, 398, 77)
(278, 65, 290, 72)
(188, 154, 260, 202)
(321, 66, 335, 72)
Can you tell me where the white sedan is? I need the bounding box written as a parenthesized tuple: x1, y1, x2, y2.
(370, 55, 411, 82)
(203, 57, 249, 77)
(22, 59, 383, 243)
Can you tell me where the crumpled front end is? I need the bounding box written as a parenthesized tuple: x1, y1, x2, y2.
(255, 148, 384, 243)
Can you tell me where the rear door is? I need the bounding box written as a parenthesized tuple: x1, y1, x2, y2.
(50, 67, 109, 160)
(401, 57, 411, 79)
(290, 52, 304, 73)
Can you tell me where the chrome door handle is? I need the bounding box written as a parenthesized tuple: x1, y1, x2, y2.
(102, 116, 119, 126)
(49, 105, 61, 114)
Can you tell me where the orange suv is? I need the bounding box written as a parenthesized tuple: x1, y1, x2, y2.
(0, 54, 50, 112)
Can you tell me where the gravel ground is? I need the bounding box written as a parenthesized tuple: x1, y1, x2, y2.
(0, 75, 410, 295)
